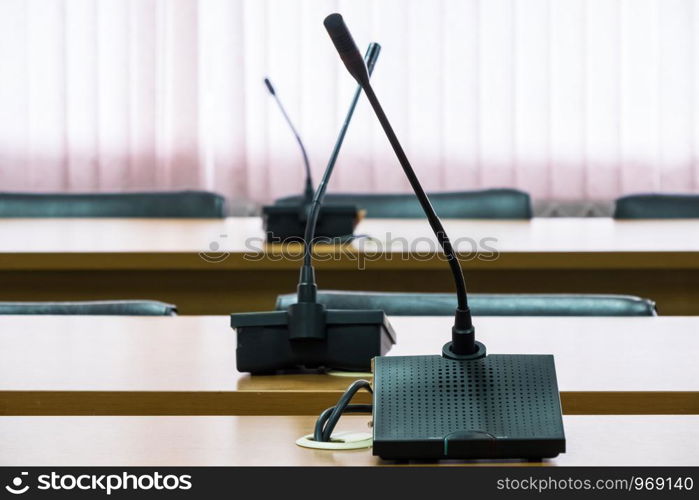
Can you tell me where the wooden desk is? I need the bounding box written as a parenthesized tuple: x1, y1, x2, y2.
(0, 316, 696, 416)
(0, 217, 697, 315)
(0, 415, 696, 466)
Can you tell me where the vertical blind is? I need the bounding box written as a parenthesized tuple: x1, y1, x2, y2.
(0, 0, 698, 207)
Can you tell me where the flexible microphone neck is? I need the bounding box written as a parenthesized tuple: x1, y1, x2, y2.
(297, 43, 381, 301)
(264, 78, 314, 202)
(324, 13, 477, 357)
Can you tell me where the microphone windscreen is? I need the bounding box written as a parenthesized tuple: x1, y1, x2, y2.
(324, 13, 370, 85)
(263, 78, 276, 95)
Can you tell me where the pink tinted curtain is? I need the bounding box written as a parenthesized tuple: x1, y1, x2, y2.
(1, 0, 699, 209)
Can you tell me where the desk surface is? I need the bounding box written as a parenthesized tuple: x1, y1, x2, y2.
(1, 217, 698, 318)
(0, 415, 696, 466)
(0, 316, 696, 415)
(0, 217, 698, 270)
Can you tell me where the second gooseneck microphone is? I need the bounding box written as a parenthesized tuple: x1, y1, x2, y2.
(231, 41, 394, 373)
(297, 42, 381, 303)
(323, 13, 482, 358)
(264, 77, 314, 202)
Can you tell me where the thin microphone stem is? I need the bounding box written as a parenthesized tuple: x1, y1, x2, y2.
(267, 84, 314, 201)
(323, 12, 475, 355)
(300, 43, 381, 276)
(361, 82, 469, 312)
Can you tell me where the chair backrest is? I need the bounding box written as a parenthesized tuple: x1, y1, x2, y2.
(0, 300, 177, 316)
(614, 193, 699, 219)
(275, 189, 532, 219)
(0, 190, 227, 218)
(276, 291, 657, 316)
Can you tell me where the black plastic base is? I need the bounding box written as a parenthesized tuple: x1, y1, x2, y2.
(372, 354, 565, 460)
(262, 204, 359, 242)
(231, 309, 396, 373)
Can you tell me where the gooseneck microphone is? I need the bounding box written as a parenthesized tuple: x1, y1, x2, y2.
(323, 13, 479, 359)
(316, 13, 564, 461)
(261, 47, 380, 242)
(263, 77, 314, 202)
(231, 42, 395, 374)
(298, 42, 381, 300)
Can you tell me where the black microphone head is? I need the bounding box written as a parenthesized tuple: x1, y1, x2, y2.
(323, 13, 370, 86)
(263, 77, 276, 95)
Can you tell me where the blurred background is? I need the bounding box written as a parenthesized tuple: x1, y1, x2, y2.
(1, 0, 698, 215)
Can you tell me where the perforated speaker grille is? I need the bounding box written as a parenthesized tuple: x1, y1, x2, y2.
(373, 354, 564, 444)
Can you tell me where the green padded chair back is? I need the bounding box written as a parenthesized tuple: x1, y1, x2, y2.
(276, 291, 657, 316)
(0, 300, 177, 316)
(275, 188, 532, 219)
(0, 190, 226, 218)
(614, 194, 699, 219)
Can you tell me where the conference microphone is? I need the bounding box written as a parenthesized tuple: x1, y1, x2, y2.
(324, 13, 477, 358)
(301, 41, 381, 270)
(323, 13, 565, 461)
(260, 44, 381, 242)
(263, 77, 314, 202)
(231, 42, 395, 374)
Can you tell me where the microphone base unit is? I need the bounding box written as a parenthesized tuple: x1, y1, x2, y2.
(262, 203, 359, 242)
(372, 354, 565, 460)
(231, 309, 396, 374)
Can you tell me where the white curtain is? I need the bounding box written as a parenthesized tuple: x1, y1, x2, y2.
(1, 0, 698, 208)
